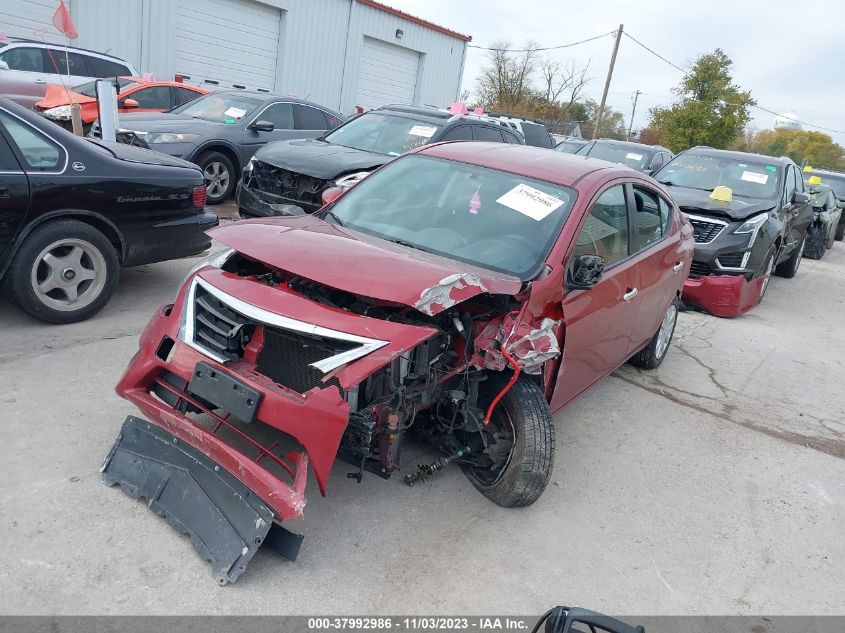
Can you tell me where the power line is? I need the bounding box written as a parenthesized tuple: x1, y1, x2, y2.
(623, 30, 845, 136)
(467, 30, 615, 52)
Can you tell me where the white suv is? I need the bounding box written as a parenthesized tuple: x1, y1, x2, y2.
(0, 39, 138, 108)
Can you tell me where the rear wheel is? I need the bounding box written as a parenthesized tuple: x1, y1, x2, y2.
(775, 233, 805, 278)
(629, 298, 679, 369)
(6, 219, 119, 323)
(198, 151, 235, 205)
(835, 218, 845, 241)
(462, 375, 555, 508)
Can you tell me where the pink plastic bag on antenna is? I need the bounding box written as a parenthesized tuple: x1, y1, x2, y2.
(449, 102, 469, 116)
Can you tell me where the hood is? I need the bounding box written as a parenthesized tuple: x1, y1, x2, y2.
(90, 140, 200, 169)
(208, 216, 524, 316)
(666, 186, 776, 221)
(117, 112, 225, 133)
(36, 84, 94, 109)
(255, 139, 387, 179)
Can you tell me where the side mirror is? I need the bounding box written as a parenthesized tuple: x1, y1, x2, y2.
(566, 254, 605, 290)
(0, 61, 9, 71)
(643, 168, 655, 177)
(249, 120, 274, 132)
(121, 98, 139, 109)
(837, 200, 845, 209)
(321, 186, 344, 206)
(792, 191, 810, 204)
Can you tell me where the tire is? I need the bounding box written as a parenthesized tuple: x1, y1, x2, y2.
(835, 218, 845, 242)
(803, 223, 826, 260)
(463, 375, 555, 508)
(629, 298, 680, 370)
(197, 151, 235, 205)
(5, 219, 119, 324)
(775, 233, 805, 278)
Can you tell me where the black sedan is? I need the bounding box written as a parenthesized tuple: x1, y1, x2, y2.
(0, 96, 218, 323)
(95, 91, 344, 204)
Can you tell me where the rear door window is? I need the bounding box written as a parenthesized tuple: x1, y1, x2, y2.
(294, 104, 329, 130)
(441, 125, 473, 141)
(474, 126, 506, 142)
(44, 49, 89, 77)
(173, 87, 202, 106)
(0, 111, 64, 170)
(520, 122, 553, 148)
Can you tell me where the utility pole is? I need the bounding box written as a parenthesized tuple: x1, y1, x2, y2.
(592, 24, 623, 139)
(627, 90, 641, 140)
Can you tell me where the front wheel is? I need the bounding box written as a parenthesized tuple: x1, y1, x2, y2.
(775, 234, 805, 278)
(835, 218, 845, 241)
(462, 375, 555, 508)
(629, 298, 679, 369)
(198, 151, 235, 205)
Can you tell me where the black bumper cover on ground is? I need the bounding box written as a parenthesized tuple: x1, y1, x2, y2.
(101, 416, 285, 585)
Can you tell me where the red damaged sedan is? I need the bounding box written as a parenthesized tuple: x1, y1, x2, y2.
(102, 142, 693, 583)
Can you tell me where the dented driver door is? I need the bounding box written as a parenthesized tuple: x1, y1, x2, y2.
(551, 183, 641, 411)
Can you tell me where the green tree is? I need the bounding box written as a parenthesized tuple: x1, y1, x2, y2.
(734, 128, 845, 170)
(648, 49, 755, 152)
(581, 99, 626, 139)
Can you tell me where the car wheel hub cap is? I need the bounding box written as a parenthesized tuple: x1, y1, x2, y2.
(204, 162, 230, 198)
(30, 238, 107, 311)
(655, 304, 678, 360)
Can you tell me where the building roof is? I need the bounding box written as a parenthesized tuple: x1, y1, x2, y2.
(357, 0, 472, 42)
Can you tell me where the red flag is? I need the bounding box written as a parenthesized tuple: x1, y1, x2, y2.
(52, 0, 78, 39)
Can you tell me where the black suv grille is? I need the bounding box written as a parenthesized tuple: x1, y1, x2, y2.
(252, 162, 330, 208)
(688, 261, 712, 278)
(717, 252, 746, 268)
(688, 217, 725, 243)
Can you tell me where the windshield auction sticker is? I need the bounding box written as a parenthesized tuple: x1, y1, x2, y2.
(625, 152, 644, 161)
(224, 107, 247, 119)
(408, 125, 438, 138)
(741, 171, 768, 184)
(496, 184, 564, 221)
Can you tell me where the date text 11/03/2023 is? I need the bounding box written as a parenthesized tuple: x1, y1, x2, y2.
(306, 617, 531, 631)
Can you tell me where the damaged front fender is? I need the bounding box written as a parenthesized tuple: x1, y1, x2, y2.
(472, 313, 562, 375)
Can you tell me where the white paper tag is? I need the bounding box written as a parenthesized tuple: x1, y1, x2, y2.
(496, 184, 564, 221)
(625, 152, 644, 161)
(741, 171, 768, 184)
(224, 107, 247, 119)
(408, 125, 437, 138)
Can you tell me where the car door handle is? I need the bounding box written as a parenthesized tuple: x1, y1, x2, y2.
(0, 187, 10, 198)
(34, 78, 46, 84)
(623, 288, 639, 302)
(673, 262, 683, 272)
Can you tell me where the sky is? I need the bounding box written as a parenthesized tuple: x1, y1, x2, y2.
(381, 0, 845, 144)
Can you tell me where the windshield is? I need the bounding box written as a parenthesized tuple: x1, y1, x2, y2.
(324, 112, 443, 156)
(585, 143, 652, 170)
(169, 93, 261, 123)
(73, 78, 138, 98)
(555, 140, 586, 154)
(656, 153, 780, 198)
(324, 154, 575, 279)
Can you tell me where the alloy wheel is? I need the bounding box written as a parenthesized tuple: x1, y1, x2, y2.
(204, 161, 230, 199)
(29, 238, 107, 312)
(760, 251, 775, 298)
(655, 302, 678, 360)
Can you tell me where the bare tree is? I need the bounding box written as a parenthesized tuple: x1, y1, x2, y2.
(474, 40, 540, 110)
(538, 57, 590, 131)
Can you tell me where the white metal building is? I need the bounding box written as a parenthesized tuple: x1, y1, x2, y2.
(1, 0, 471, 114)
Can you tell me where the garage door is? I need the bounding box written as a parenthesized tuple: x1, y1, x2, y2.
(355, 37, 420, 110)
(174, 0, 281, 91)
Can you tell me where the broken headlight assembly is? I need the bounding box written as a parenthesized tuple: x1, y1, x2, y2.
(733, 212, 768, 247)
(334, 171, 372, 191)
(145, 132, 200, 144)
(43, 105, 73, 121)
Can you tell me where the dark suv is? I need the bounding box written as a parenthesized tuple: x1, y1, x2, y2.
(576, 139, 673, 174)
(805, 168, 845, 243)
(236, 104, 525, 217)
(653, 147, 812, 317)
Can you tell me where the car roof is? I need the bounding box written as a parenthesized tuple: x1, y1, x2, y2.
(0, 37, 129, 63)
(197, 90, 342, 115)
(809, 168, 845, 179)
(589, 138, 671, 153)
(416, 141, 627, 186)
(682, 146, 793, 166)
(371, 104, 525, 130)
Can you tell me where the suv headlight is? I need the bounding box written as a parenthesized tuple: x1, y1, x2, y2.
(43, 105, 73, 120)
(733, 213, 768, 247)
(334, 171, 372, 190)
(244, 156, 257, 177)
(145, 132, 199, 144)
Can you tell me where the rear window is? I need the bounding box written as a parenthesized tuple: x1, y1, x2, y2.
(520, 122, 553, 148)
(294, 104, 328, 130)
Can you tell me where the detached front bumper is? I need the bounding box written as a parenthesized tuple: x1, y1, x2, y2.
(237, 178, 321, 219)
(682, 272, 765, 318)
